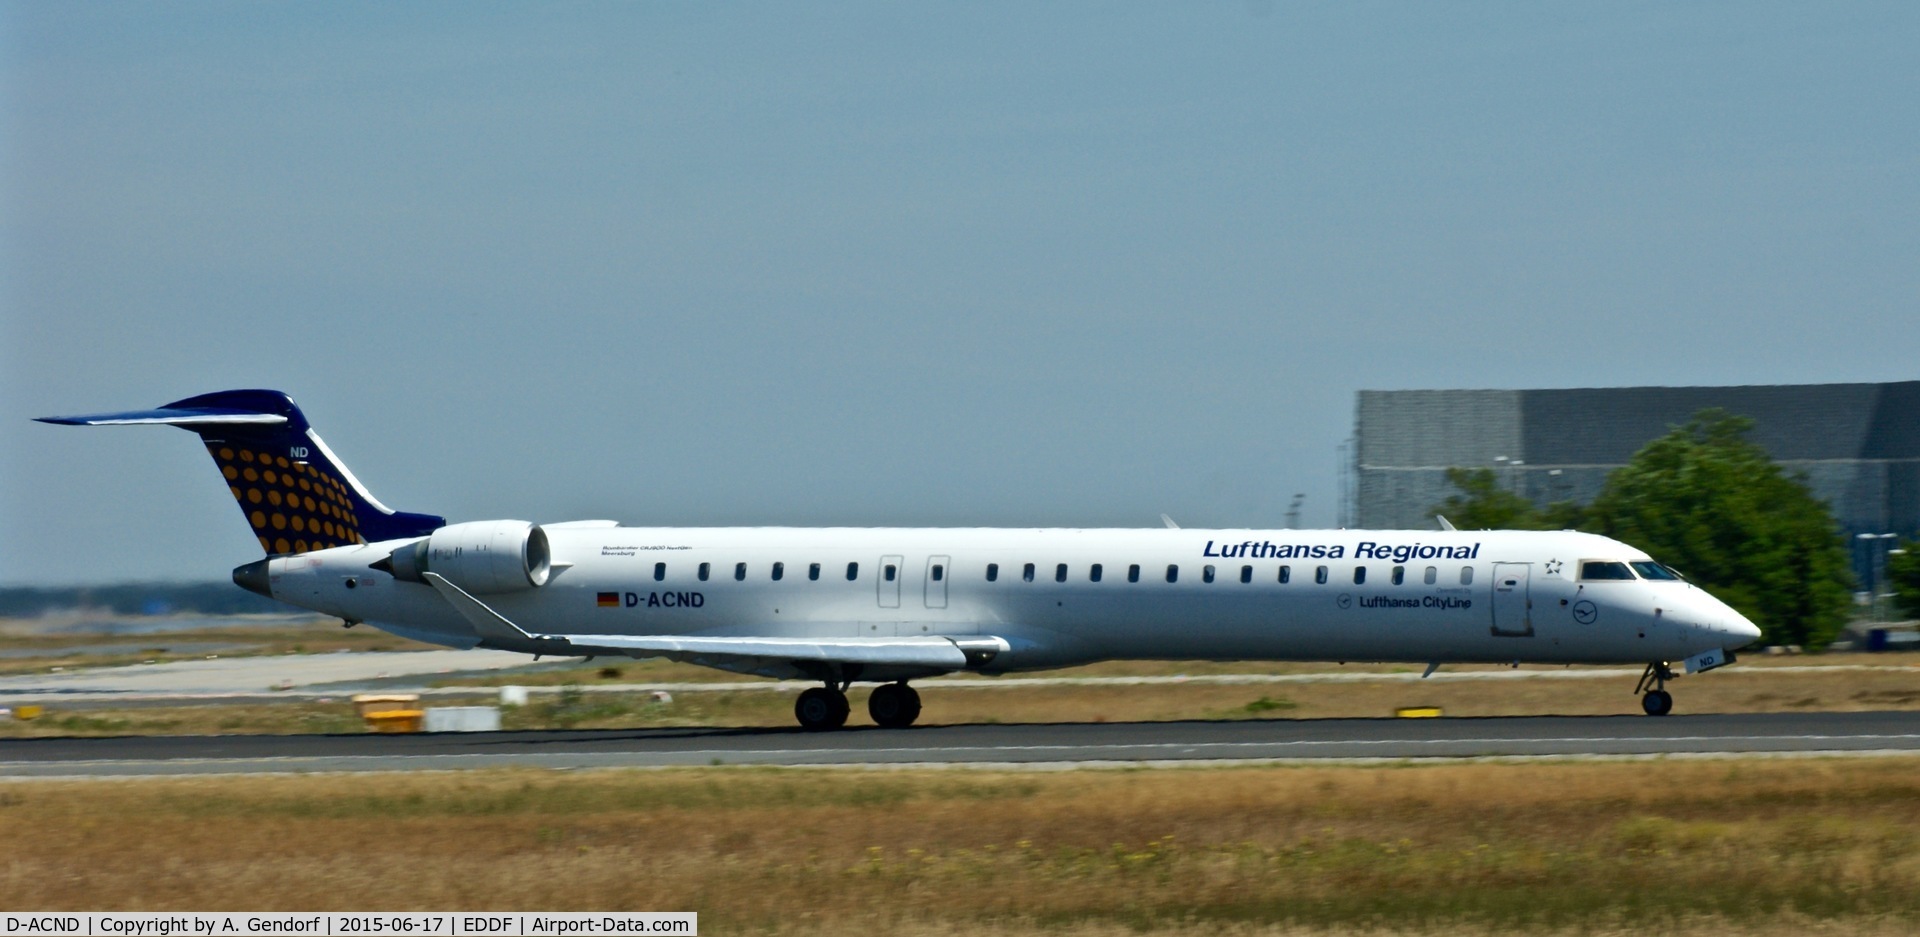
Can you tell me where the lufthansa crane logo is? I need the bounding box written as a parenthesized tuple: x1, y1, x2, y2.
(1572, 600, 1598, 624)
(1336, 593, 1353, 610)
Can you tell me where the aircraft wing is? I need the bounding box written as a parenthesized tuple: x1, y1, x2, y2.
(556, 633, 990, 669)
(421, 572, 1006, 677)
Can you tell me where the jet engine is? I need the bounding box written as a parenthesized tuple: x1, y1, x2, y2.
(380, 520, 552, 593)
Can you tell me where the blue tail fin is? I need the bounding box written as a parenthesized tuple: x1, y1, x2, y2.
(37, 389, 445, 555)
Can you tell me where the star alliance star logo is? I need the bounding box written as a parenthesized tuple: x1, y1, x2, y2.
(1544, 559, 1564, 576)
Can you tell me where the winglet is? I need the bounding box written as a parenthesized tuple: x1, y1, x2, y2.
(422, 571, 556, 646)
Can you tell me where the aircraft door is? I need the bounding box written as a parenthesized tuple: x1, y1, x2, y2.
(1490, 562, 1535, 637)
(924, 555, 949, 609)
(877, 555, 902, 609)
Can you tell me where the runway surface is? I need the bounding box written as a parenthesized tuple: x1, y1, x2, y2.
(4, 710, 1918, 776)
(0, 648, 543, 702)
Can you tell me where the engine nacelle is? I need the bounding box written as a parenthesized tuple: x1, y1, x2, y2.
(384, 520, 552, 593)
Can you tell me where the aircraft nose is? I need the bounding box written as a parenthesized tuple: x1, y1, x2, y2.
(1712, 602, 1758, 648)
(1685, 591, 1761, 649)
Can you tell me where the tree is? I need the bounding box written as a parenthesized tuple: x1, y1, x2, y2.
(1431, 467, 1587, 531)
(1584, 410, 1853, 649)
(1888, 542, 1920, 621)
(1432, 467, 1545, 530)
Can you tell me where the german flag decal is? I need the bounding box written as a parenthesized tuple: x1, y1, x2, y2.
(597, 592, 620, 608)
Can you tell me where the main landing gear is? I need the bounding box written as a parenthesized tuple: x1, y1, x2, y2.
(793, 681, 922, 730)
(867, 682, 922, 729)
(1636, 662, 1676, 716)
(795, 685, 851, 730)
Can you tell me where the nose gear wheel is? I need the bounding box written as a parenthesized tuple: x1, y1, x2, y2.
(1634, 662, 1677, 716)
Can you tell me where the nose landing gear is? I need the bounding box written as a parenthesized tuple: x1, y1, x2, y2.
(1636, 662, 1676, 716)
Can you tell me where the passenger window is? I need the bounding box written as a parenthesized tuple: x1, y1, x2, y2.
(1023, 563, 1035, 583)
(986, 563, 999, 582)
(1391, 565, 1404, 585)
(932, 564, 944, 582)
(1424, 566, 1437, 585)
(1315, 566, 1328, 585)
(1055, 563, 1068, 583)
(1128, 564, 1141, 583)
(1240, 565, 1252, 583)
(653, 562, 666, 582)
(1202, 565, 1216, 583)
(808, 563, 821, 581)
(1090, 563, 1103, 582)
(885, 564, 897, 582)
(1166, 564, 1179, 583)
(1278, 565, 1291, 584)
(847, 562, 859, 581)
(698, 562, 710, 582)
(734, 562, 747, 581)
(771, 562, 784, 581)
(1353, 567, 1366, 585)
(1581, 561, 1635, 581)
(1460, 566, 1474, 585)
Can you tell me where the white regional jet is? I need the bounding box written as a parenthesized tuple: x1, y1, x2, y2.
(39, 391, 1761, 728)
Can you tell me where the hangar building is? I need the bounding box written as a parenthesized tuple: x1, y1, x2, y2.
(1351, 382, 1920, 553)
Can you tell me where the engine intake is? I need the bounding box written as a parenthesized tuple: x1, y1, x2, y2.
(380, 520, 552, 593)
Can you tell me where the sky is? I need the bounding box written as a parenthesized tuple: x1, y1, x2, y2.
(3, 2, 1917, 586)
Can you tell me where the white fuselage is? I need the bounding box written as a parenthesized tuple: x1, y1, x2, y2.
(264, 525, 1760, 680)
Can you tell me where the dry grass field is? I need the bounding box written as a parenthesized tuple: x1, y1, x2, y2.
(3, 660, 1916, 736)
(0, 616, 428, 677)
(1, 759, 1917, 934)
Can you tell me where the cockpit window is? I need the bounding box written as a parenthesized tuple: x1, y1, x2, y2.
(1580, 561, 1636, 581)
(1630, 561, 1682, 581)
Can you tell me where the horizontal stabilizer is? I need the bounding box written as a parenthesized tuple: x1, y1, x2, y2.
(36, 407, 289, 427)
